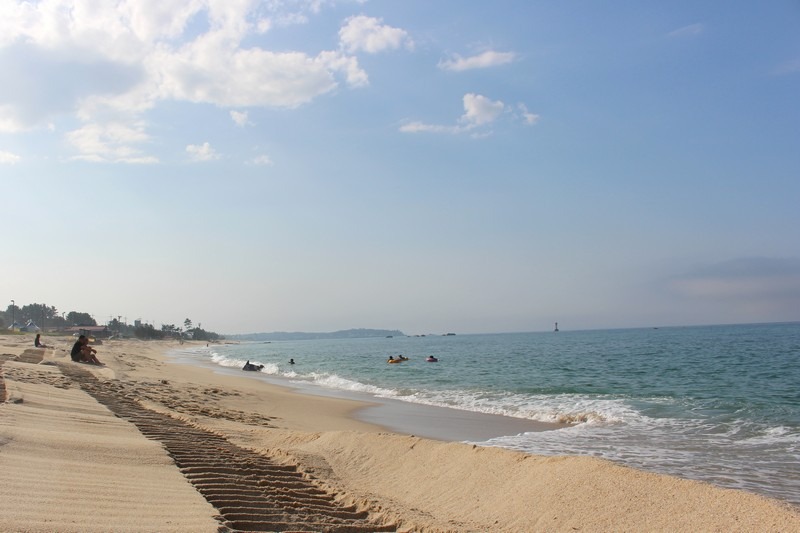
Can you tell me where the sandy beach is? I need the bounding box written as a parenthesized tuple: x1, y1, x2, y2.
(2, 333, 799, 532)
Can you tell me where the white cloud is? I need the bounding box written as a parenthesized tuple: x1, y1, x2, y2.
(230, 110, 250, 126)
(271, 12, 309, 27)
(256, 18, 272, 33)
(773, 58, 800, 75)
(399, 121, 459, 134)
(152, 32, 365, 108)
(0, 105, 26, 133)
(186, 141, 220, 161)
(517, 103, 540, 125)
(339, 15, 413, 54)
(250, 154, 274, 166)
(0, 150, 21, 164)
(401, 93, 508, 136)
(143, 13, 367, 115)
(460, 93, 505, 126)
(401, 94, 539, 136)
(0, 0, 372, 156)
(123, 0, 207, 44)
(318, 50, 369, 87)
(668, 23, 704, 38)
(0, 41, 144, 133)
(670, 258, 800, 307)
(66, 122, 157, 163)
(438, 50, 515, 72)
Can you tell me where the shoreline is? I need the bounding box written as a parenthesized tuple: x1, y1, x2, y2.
(357, 396, 558, 442)
(166, 344, 563, 442)
(2, 333, 799, 532)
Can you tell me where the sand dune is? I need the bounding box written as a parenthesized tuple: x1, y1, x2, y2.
(2, 335, 799, 532)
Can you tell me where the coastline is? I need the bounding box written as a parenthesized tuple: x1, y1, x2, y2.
(2, 333, 799, 532)
(166, 344, 562, 442)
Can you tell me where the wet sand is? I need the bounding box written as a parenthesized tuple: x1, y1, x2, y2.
(357, 396, 554, 441)
(172, 352, 560, 442)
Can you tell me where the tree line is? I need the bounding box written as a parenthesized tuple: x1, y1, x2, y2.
(1, 302, 95, 329)
(2, 302, 222, 341)
(134, 319, 221, 341)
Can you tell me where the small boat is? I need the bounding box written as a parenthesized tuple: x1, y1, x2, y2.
(425, 356, 438, 363)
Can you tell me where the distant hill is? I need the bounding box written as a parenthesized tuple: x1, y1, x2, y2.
(227, 328, 405, 341)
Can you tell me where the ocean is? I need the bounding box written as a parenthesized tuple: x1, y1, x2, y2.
(170, 322, 800, 506)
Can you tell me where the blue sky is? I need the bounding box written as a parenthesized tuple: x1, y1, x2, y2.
(1, 1, 798, 334)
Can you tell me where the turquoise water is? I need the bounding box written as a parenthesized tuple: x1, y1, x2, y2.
(174, 322, 800, 506)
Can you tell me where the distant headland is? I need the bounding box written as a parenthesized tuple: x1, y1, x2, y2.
(227, 328, 405, 342)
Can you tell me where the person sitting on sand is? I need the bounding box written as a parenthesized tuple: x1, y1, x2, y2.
(70, 335, 103, 365)
(34, 333, 47, 348)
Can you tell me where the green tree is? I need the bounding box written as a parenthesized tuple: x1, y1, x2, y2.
(189, 327, 221, 342)
(3, 302, 68, 329)
(134, 323, 164, 340)
(161, 324, 182, 338)
(4, 303, 20, 325)
(109, 318, 129, 336)
(184, 318, 193, 331)
(67, 311, 96, 326)
(19, 303, 59, 324)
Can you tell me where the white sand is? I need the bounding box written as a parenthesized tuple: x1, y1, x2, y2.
(0, 361, 219, 532)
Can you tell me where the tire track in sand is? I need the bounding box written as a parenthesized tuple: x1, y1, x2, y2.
(58, 363, 397, 533)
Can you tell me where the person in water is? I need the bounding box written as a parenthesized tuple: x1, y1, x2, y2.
(289, 358, 295, 365)
(70, 335, 103, 365)
(242, 360, 264, 371)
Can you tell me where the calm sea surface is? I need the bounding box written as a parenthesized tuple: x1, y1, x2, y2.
(171, 323, 800, 506)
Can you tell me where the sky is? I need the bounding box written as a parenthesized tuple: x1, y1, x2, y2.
(1, 0, 799, 335)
